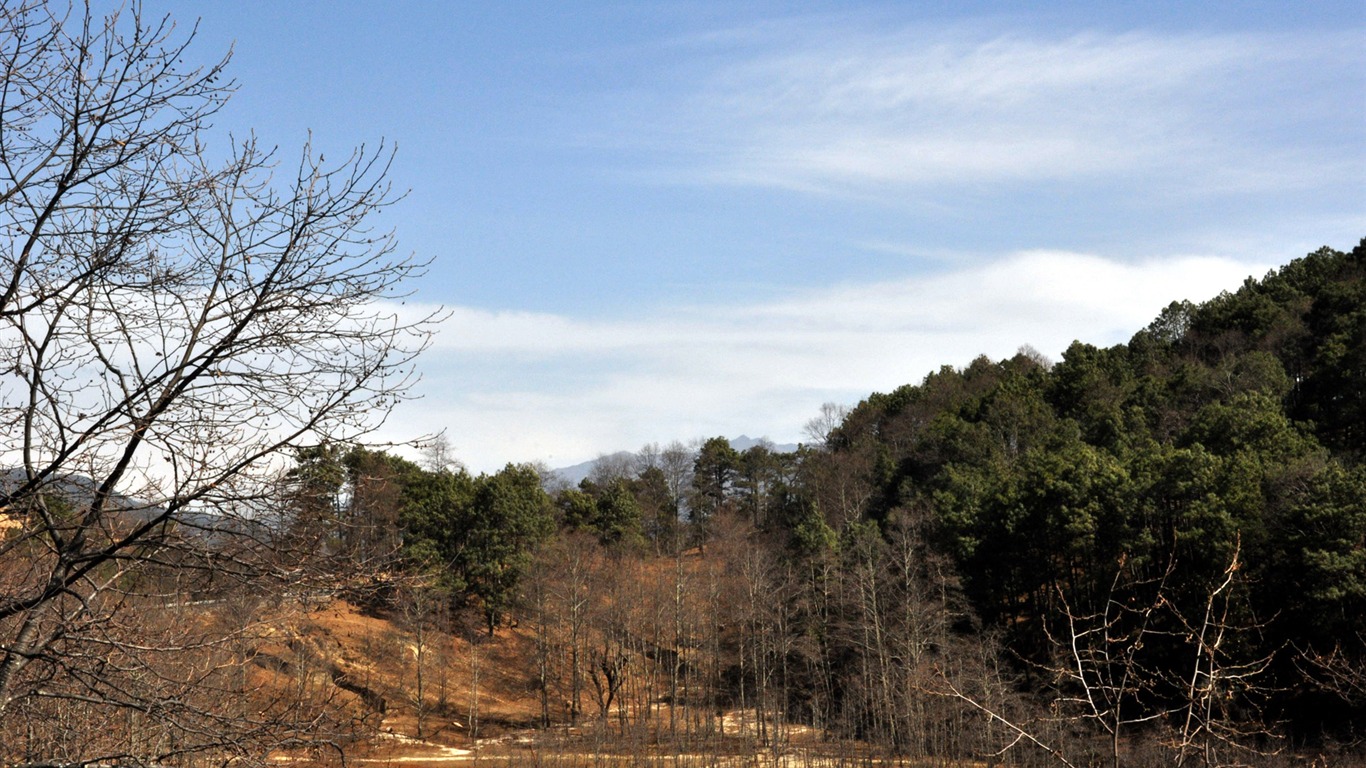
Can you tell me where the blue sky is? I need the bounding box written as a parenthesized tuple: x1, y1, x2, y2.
(157, 1, 1364, 472)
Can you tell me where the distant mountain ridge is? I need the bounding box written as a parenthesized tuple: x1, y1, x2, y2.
(551, 435, 798, 486)
(0, 467, 239, 537)
(0, 467, 149, 516)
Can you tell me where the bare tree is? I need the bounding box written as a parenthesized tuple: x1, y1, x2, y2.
(0, 2, 436, 763)
(638, 441, 694, 509)
(588, 452, 636, 488)
(419, 433, 464, 474)
(1167, 539, 1277, 768)
(941, 540, 1279, 768)
(803, 402, 849, 447)
(397, 578, 449, 740)
(1046, 558, 1176, 768)
(1296, 634, 1366, 706)
(1049, 540, 1277, 768)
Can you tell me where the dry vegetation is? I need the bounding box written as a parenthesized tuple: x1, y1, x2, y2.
(261, 629, 948, 768)
(252, 590, 856, 767)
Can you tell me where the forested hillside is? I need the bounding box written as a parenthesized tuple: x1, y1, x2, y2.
(810, 240, 1366, 757)
(5, 242, 1361, 766)
(269, 240, 1366, 766)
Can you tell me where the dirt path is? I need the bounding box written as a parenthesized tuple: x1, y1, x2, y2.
(350, 730, 475, 764)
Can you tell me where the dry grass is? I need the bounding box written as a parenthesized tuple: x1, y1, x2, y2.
(260, 595, 983, 768)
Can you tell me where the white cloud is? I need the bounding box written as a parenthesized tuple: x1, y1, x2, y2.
(369, 19, 1359, 473)
(380, 249, 1272, 473)
(631, 23, 1363, 197)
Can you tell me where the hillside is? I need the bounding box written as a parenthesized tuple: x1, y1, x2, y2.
(5, 241, 1363, 768)
(282, 240, 1366, 765)
(259, 596, 541, 761)
(248, 558, 841, 766)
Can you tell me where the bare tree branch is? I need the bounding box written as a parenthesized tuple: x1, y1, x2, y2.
(0, 2, 438, 763)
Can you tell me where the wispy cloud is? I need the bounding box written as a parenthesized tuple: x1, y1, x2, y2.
(372, 15, 1360, 472)
(386, 250, 1271, 472)
(626, 22, 1363, 197)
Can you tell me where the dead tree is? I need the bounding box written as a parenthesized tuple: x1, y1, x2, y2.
(1047, 557, 1177, 768)
(0, 2, 436, 763)
(1166, 539, 1277, 768)
(940, 539, 1279, 768)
